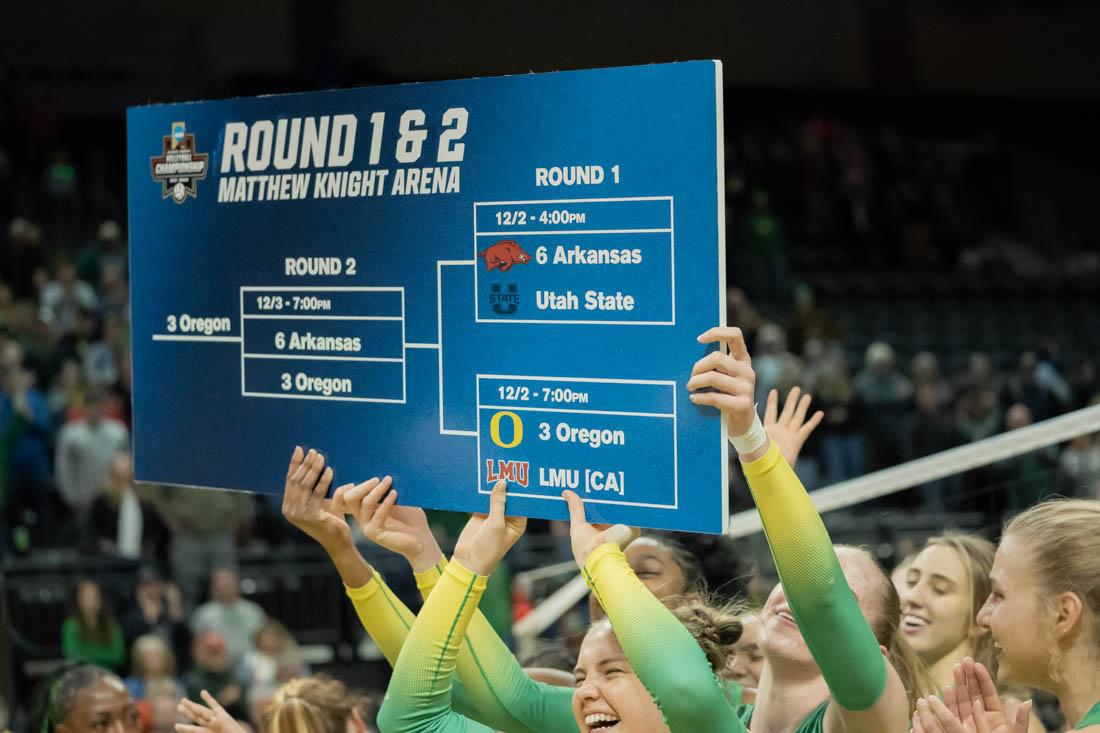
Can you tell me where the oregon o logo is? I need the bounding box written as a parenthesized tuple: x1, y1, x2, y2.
(489, 411, 523, 448)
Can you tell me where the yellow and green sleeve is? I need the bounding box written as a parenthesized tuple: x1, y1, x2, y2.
(377, 559, 492, 733)
(416, 561, 577, 733)
(583, 543, 747, 733)
(741, 441, 886, 711)
(344, 570, 488, 728)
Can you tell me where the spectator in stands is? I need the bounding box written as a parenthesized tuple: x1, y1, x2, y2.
(1, 344, 54, 545)
(854, 341, 912, 471)
(190, 567, 265, 665)
(0, 361, 30, 550)
(75, 220, 127, 288)
(740, 189, 789, 297)
(956, 385, 1003, 443)
(1069, 355, 1099, 409)
(751, 323, 802, 408)
(47, 359, 83, 424)
(1002, 351, 1062, 422)
(239, 619, 308, 723)
(65, 308, 117, 389)
(0, 218, 49, 301)
(55, 387, 129, 521)
(62, 578, 125, 673)
(120, 567, 191, 670)
(39, 256, 97, 337)
(813, 347, 863, 485)
(124, 635, 183, 702)
(184, 631, 248, 723)
(954, 351, 1000, 396)
(995, 403, 1056, 511)
(90, 451, 168, 561)
(909, 351, 953, 410)
(786, 284, 839, 355)
(903, 383, 965, 511)
(1057, 433, 1100, 499)
(99, 264, 130, 328)
(156, 489, 253, 608)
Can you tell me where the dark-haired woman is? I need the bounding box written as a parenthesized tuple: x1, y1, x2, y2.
(61, 579, 125, 673)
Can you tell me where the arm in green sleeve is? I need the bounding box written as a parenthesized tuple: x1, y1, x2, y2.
(741, 441, 886, 711)
(377, 559, 493, 733)
(416, 562, 576, 733)
(345, 572, 417, 666)
(343, 570, 482, 723)
(583, 543, 747, 733)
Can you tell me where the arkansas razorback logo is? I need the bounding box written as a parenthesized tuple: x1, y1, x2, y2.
(479, 239, 532, 271)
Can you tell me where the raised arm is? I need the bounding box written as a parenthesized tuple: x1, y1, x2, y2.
(562, 493, 747, 733)
(689, 327, 909, 733)
(343, 478, 565, 733)
(377, 481, 525, 733)
(281, 449, 489, 724)
(414, 560, 577, 733)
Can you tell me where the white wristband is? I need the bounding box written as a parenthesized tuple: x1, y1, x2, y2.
(729, 411, 768, 456)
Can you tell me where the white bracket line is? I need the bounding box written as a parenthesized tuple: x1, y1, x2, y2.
(153, 334, 242, 343)
(405, 342, 440, 349)
(437, 260, 478, 437)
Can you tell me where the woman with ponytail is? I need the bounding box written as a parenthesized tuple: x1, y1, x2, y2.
(900, 533, 1043, 732)
(915, 499, 1100, 733)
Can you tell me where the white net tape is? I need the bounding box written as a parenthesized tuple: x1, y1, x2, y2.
(514, 403, 1100, 644)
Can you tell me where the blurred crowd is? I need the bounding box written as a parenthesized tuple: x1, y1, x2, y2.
(58, 567, 308, 733)
(728, 286, 1100, 512)
(2, 108, 1099, 733)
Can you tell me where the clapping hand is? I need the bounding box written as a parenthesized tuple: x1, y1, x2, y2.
(912, 659, 1031, 733)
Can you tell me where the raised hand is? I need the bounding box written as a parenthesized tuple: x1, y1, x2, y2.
(176, 690, 247, 733)
(341, 475, 444, 573)
(562, 489, 640, 569)
(763, 387, 824, 468)
(687, 326, 757, 436)
(280, 446, 350, 551)
(452, 480, 527, 576)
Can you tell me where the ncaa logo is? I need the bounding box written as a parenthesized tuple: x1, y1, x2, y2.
(150, 121, 209, 204)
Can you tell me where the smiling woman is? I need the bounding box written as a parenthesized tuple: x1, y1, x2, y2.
(900, 534, 997, 686)
(901, 534, 1044, 733)
(981, 500, 1100, 731)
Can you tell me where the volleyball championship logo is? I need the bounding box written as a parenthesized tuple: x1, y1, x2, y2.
(150, 121, 209, 203)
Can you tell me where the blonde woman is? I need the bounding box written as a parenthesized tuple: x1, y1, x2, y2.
(915, 500, 1100, 733)
(177, 675, 375, 733)
(900, 534, 1042, 732)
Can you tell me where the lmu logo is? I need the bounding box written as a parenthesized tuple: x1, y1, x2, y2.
(485, 459, 529, 488)
(489, 283, 519, 315)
